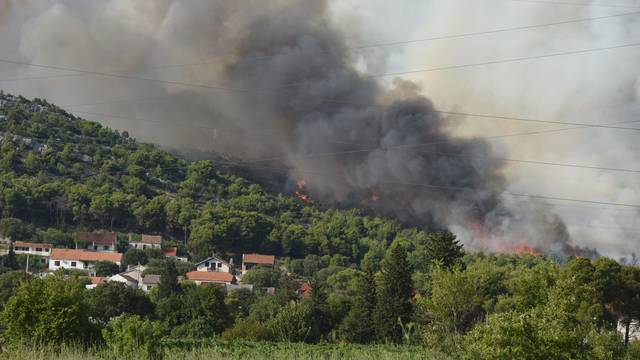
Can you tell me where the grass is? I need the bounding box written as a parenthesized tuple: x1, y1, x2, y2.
(1, 341, 451, 360)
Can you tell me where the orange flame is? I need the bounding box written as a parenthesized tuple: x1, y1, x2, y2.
(294, 179, 314, 204)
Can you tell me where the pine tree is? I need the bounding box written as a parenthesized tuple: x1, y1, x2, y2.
(374, 242, 413, 343)
(426, 231, 464, 270)
(339, 265, 377, 343)
(308, 275, 329, 342)
(157, 260, 180, 298)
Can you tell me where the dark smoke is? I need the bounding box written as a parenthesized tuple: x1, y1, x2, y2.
(0, 0, 580, 254)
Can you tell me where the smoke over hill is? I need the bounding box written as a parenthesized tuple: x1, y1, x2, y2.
(0, 0, 612, 255)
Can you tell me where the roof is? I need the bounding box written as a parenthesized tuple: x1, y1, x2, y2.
(142, 274, 161, 285)
(162, 247, 177, 257)
(14, 241, 53, 249)
(186, 271, 234, 283)
(90, 276, 107, 285)
(194, 255, 230, 267)
(140, 235, 162, 245)
(76, 232, 117, 245)
(111, 274, 137, 283)
(50, 249, 123, 263)
(243, 253, 275, 265)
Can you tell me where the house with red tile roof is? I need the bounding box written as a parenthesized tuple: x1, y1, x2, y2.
(129, 234, 162, 250)
(241, 253, 276, 274)
(49, 249, 123, 272)
(108, 273, 139, 289)
(162, 247, 188, 262)
(186, 271, 235, 286)
(75, 232, 117, 252)
(195, 255, 232, 273)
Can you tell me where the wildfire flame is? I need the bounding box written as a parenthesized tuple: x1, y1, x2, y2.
(467, 220, 541, 256)
(294, 179, 314, 204)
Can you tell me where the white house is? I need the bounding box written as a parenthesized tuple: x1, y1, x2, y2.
(241, 253, 275, 274)
(49, 249, 123, 272)
(194, 255, 232, 273)
(108, 274, 139, 289)
(185, 271, 235, 286)
(75, 232, 117, 252)
(141, 274, 161, 292)
(13, 241, 53, 257)
(129, 234, 162, 250)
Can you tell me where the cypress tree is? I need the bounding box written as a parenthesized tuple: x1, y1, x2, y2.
(339, 265, 377, 343)
(425, 231, 464, 270)
(374, 242, 413, 343)
(157, 259, 180, 298)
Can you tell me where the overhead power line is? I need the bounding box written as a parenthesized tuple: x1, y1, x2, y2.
(2, 39, 640, 95)
(70, 108, 640, 174)
(509, 0, 640, 9)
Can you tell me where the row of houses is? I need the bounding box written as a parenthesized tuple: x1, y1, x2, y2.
(10, 232, 278, 292)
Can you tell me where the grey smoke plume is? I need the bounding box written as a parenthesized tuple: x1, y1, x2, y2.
(1, 0, 624, 255)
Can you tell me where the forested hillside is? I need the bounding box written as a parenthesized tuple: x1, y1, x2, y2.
(0, 91, 446, 268)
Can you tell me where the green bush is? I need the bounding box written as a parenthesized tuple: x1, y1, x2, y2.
(268, 302, 314, 343)
(102, 315, 165, 359)
(221, 318, 274, 341)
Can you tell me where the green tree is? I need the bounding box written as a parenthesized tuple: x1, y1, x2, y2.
(374, 242, 413, 343)
(102, 315, 165, 360)
(94, 260, 120, 276)
(242, 265, 281, 288)
(2, 274, 97, 345)
(268, 302, 314, 343)
(87, 282, 154, 323)
(156, 259, 180, 298)
(424, 231, 464, 270)
(339, 266, 377, 343)
(124, 248, 149, 266)
(0, 270, 28, 306)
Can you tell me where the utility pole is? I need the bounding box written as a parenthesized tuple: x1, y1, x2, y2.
(25, 253, 30, 273)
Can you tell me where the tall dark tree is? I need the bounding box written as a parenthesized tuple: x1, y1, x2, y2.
(1, 246, 19, 270)
(308, 275, 329, 341)
(339, 265, 377, 343)
(374, 242, 414, 343)
(425, 231, 465, 270)
(157, 259, 181, 298)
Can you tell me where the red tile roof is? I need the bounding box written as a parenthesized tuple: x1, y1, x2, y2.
(51, 249, 123, 263)
(186, 271, 234, 283)
(90, 276, 107, 285)
(243, 253, 275, 265)
(162, 247, 177, 257)
(76, 232, 117, 245)
(141, 235, 162, 245)
(14, 241, 53, 249)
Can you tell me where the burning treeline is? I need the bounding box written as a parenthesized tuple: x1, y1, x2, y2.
(0, 0, 585, 255)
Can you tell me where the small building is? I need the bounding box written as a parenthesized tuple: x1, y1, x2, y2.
(141, 274, 160, 292)
(241, 253, 275, 274)
(121, 264, 146, 284)
(194, 255, 231, 273)
(108, 273, 139, 289)
(86, 276, 107, 290)
(129, 234, 162, 250)
(49, 249, 123, 272)
(185, 271, 235, 286)
(162, 247, 188, 262)
(75, 232, 117, 252)
(13, 241, 53, 257)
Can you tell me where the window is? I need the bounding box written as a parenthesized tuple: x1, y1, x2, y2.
(35, 248, 42, 252)
(93, 245, 98, 250)
(205, 261, 210, 268)
(218, 263, 223, 268)
(71, 262, 77, 267)
(54, 261, 60, 266)
(103, 245, 109, 250)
